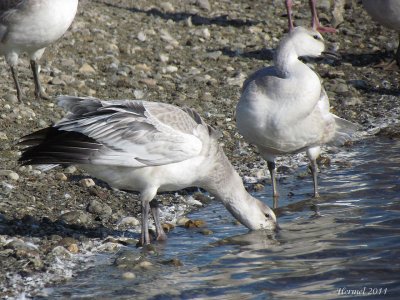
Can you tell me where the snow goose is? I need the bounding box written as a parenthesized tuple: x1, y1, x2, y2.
(236, 27, 355, 199)
(19, 96, 277, 245)
(362, 0, 400, 68)
(0, 0, 79, 102)
(285, 0, 336, 33)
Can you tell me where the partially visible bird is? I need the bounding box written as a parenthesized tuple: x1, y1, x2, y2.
(362, 0, 400, 68)
(0, 0, 79, 102)
(236, 27, 355, 199)
(285, 0, 336, 33)
(19, 96, 277, 245)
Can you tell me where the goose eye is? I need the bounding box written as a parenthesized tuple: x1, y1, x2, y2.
(313, 35, 320, 40)
(265, 213, 270, 218)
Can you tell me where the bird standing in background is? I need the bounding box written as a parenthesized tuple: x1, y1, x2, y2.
(236, 27, 355, 200)
(362, 0, 400, 68)
(285, 0, 336, 33)
(19, 96, 277, 245)
(0, 0, 79, 102)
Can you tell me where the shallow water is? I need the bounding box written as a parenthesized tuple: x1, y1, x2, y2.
(44, 137, 400, 299)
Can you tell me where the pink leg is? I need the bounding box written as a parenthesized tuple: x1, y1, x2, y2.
(285, 0, 294, 32)
(309, 0, 336, 33)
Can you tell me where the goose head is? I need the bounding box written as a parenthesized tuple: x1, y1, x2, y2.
(287, 26, 325, 58)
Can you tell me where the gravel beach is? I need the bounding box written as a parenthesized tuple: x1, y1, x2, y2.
(0, 0, 399, 298)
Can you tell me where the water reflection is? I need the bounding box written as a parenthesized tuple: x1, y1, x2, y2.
(47, 137, 400, 299)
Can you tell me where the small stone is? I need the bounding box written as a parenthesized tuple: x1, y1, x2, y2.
(0, 170, 19, 181)
(58, 237, 79, 247)
(200, 229, 213, 235)
(177, 217, 190, 226)
(67, 243, 79, 253)
(87, 199, 112, 217)
(253, 183, 265, 192)
(185, 195, 203, 206)
(135, 260, 153, 270)
(162, 223, 175, 233)
(159, 53, 169, 63)
(139, 78, 157, 86)
(59, 211, 91, 226)
(79, 63, 96, 74)
(133, 89, 145, 99)
(80, 178, 96, 188)
(163, 65, 178, 73)
(196, 0, 211, 11)
(137, 31, 147, 42)
(64, 166, 77, 174)
(160, 2, 175, 13)
(161, 258, 183, 266)
(117, 216, 140, 228)
(184, 219, 206, 228)
(55, 172, 68, 181)
(122, 272, 136, 280)
(0, 132, 8, 140)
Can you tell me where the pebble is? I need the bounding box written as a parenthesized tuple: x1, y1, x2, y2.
(59, 211, 91, 226)
(177, 217, 190, 226)
(184, 219, 206, 228)
(55, 172, 68, 181)
(160, 2, 175, 13)
(0, 170, 19, 181)
(137, 31, 147, 42)
(64, 166, 77, 174)
(200, 229, 213, 235)
(161, 258, 183, 267)
(0, 131, 8, 140)
(79, 63, 96, 74)
(196, 0, 211, 11)
(116, 216, 140, 228)
(122, 272, 136, 280)
(80, 178, 96, 188)
(87, 199, 112, 217)
(185, 195, 203, 206)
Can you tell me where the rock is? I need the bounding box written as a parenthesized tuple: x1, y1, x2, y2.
(160, 2, 175, 13)
(0, 170, 19, 181)
(200, 229, 213, 235)
(162, 223, 175, 233)
(67, 243, 79, 253)
(59, 211, 91, 227)
(139, 78, 157, 86)
(184, 219, 206, 228)
(114, 250, 142, 268)
(137, 31, 147, 42)
(122, 271, 136, 280)
(79, 63, 96, 74)
(185, 195, 203, 206)
(87, 199, 112, 217)
(116, 216, 140, 228)
(253, 183, 265, 192)
(161, 258, 183, 266)
(80, 178, 96, 188)
(0, 131, 8, 140)
(58, 237, 79, 248)
(177, 217, 190, 226)
(196, 0, 211, 11)
(64, 166, 77, 174)
(55, 172, 68, 181)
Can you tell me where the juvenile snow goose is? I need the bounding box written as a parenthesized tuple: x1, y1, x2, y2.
(236, 27, 355, 199)
(0, 0, 79, 102)
(19, 96, 277, 245)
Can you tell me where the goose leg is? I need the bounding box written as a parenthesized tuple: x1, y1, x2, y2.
(140, 200, 151, 245)
(310, 158, 320, 198)
(309, 0, 336, 33)
(30, 60, 50, 100)
(150, 199, 167, 241)
(307, 147, 321, 198)
(284, 0, 295, 32)
(10, 66, 23, 102)
(267, 161, 279, 199)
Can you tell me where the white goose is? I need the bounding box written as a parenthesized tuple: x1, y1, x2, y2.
(19, 96, 277, 245)
(0, 0, 79, 102)
(362, 0, 400, 68)
(236, 27, 354, 199)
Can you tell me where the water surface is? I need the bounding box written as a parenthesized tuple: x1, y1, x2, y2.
(45, 137, 400, 299)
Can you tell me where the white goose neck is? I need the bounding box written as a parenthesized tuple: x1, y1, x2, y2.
(274, 39, 304, 77)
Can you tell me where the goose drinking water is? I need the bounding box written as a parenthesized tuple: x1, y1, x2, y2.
(19, 96, 277, 245)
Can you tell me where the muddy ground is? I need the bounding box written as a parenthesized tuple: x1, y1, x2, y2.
(0, 0, 399, 298)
